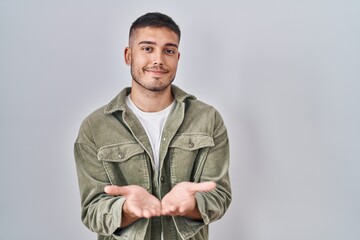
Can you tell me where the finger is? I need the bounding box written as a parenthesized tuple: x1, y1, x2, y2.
(161, 208, 177, 216)
(161, 207, 171, 216)
(178, 206, 187, 215)
(146, 207, 160, 217)
(104, 185, 129, 196)
(142, 209, 153, 218)
(146, 202, 162, 217)
(161, 209, 169, 216)
(188, 181, 216, 193)
(145, 206, 161, 218)
(161, 203, 177, 215)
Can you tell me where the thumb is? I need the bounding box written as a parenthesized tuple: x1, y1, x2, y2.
(189, 181, 216, 193)
(104, 185, 129, 196)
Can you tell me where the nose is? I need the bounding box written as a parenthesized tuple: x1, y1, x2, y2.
(153, 50, 164, 66)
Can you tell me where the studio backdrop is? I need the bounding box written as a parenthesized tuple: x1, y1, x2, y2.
(1, 0, 359, 239)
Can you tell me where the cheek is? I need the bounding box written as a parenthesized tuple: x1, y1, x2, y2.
(131, 61, 145, 72)
(131, 54, 149, 67)
(167, 58, 179, 70)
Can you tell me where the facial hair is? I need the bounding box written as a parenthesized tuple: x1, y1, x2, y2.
(130, 65, 175, 92)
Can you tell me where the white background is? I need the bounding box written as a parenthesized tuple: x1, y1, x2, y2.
(1, 0, 359, 239)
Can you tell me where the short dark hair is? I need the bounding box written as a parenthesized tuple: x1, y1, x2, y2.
(129, 12, 181, 42)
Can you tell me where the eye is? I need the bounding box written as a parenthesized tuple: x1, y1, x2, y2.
(142, 46, 153, 52)
(165, 49, 176, 55)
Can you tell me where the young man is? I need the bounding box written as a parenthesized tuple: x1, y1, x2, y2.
(74, 12, 231, 240)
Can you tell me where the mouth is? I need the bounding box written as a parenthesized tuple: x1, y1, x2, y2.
(144, 67, 169, 75)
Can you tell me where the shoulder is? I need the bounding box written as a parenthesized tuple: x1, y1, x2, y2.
(173, 85, 218, 113)
(82, 104, 109, 125)
(181, 97, 227, 136)
(75, 105, 109, 143)
(184, 95, 223, 121)
(78, 87, 129, 131)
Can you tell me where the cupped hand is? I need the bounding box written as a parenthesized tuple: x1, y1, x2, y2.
(161, 181, 216, 218)
(105, 185, 161, 227)
(104, 181, 216, 225)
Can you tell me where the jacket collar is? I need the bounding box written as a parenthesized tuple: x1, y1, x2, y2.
(104, 84, 196, 115)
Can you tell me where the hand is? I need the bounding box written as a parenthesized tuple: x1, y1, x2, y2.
(161, 181, 216, 219)
(104, 185, 161, 227)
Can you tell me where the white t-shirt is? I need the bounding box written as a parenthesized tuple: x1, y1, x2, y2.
(126, 96, 174, 171)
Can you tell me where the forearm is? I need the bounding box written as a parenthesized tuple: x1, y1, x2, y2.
(190, 128, 232, 223)
(194, 183, 232, 224)
(81, 196, 125, 234)
(75, 143, 124, 234)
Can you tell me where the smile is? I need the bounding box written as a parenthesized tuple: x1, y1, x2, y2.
(145, 69, 169, 75)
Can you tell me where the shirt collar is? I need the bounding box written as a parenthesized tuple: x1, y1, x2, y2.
(104, 84, 196, 115)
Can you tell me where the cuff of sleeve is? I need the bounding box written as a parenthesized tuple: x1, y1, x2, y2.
(172, 216, 205, 239)
(194, 192, 210, 225)
(172, 192, 209, 239)
(105, 197, 126, 235)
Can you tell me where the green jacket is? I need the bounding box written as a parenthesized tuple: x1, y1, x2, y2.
(74, 85, 231, 240)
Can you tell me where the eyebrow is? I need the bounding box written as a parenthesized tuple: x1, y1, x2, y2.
(138, 41, 178, 48)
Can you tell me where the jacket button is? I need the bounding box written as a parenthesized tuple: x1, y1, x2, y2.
(118, 152, 124, 159)
(188, 142, 194, 148)
(160, 176, 165, 182)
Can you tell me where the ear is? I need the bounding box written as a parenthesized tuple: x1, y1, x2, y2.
(177, 51, 181, 61)
(124, 47, 131, 65)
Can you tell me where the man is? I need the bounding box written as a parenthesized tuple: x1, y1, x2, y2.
(74, 12, 231, 240)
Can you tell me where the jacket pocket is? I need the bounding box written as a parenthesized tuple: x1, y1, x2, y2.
(97, 142, 150, 190)
(168, 134, 214, 183)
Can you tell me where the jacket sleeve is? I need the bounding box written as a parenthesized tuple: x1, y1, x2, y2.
(173, 110, 232, 239)
(74, 119, 126, 236)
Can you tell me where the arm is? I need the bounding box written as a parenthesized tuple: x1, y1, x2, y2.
(171, 111, 232, 238)
(74, 141, 125, 235)
(75, 120, 162, 235)
(194, 127, 232, 224)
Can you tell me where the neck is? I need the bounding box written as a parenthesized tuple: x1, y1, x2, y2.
(130, 83, 174, 112)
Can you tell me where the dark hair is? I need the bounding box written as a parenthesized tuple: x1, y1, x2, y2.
(129, 12, 181, 41)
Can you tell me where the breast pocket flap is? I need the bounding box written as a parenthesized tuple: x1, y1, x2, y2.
(97, 142, 144, 162)
(169, 134, 214, 151)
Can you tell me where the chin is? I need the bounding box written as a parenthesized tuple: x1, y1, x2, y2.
(146, 84, 170, 92)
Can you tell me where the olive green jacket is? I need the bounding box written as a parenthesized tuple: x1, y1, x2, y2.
(74, 85, 231, 240)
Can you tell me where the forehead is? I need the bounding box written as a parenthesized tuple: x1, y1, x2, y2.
(130, 27, 179, 46)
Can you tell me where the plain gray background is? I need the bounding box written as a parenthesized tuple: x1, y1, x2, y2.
(1, 0, 359, 239)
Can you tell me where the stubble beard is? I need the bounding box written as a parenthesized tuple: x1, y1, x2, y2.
(131, 67, 175, 92)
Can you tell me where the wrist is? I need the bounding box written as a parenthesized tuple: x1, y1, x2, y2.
(120, 201, 140, 228)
